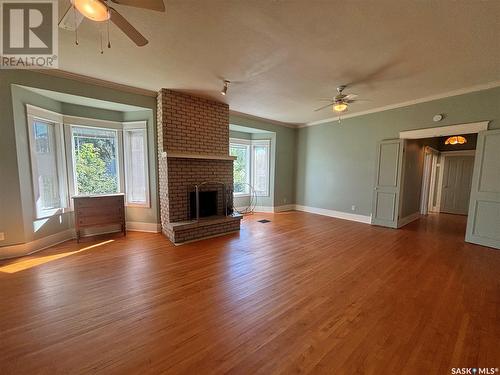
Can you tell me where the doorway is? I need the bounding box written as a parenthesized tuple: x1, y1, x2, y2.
(371, 122, 500, 249)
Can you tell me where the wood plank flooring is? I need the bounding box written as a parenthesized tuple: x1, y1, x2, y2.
(0, 212, 498, 374)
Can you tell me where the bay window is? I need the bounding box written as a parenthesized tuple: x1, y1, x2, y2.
(26, 105, 150, 219)
(230, 138, 271, 197)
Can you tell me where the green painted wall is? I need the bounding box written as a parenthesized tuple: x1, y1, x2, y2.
(295, 86, 500, 217)
(0, 70, 157, 247)
(230, 114, 296, 207)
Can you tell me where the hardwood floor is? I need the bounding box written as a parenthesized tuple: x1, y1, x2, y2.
(0, 212, 498, 374)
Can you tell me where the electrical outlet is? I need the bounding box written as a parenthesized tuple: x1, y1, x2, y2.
(351, 205, 356, 211)
(0, 232, 5, 241)
(283, 197, 288, 204)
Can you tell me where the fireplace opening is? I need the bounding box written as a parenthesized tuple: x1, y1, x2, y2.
(189, 190, 218, 219)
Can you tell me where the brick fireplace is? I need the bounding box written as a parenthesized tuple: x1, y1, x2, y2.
(157, 89, 242, 244)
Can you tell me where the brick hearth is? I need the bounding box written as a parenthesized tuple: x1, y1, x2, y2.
(157, 89, 242, 244)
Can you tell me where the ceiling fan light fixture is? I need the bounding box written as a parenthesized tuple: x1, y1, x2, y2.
(445, 135, 467, 145)
(333, 102, 348, 112)
(73, 0, 110, 21)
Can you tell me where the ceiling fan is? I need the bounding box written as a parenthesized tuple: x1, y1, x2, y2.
(59, 0, 165, 47)
(314, 85, 363, 114)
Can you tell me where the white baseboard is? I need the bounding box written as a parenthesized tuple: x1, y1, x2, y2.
(0, 221, 161, 260)
(397, 212, 421, 228)
(235, 205, 295, 213)
(253, 206, 274, 213)
(0, 228, 76, 260)
(274, 204, 295, 212)
(126, 221, 161, 233)
(294, 205, 372, 224)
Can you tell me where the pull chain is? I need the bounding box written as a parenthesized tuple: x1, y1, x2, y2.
(99, 24, 104, 54)
(73, 5, 79, 45)
(107, 16, 111, 48)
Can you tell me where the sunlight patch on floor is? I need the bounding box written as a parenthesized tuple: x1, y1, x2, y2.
(0, 240, 114, 274)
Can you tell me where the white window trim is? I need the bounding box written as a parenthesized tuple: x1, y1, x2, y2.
(68, 124, 122, 200)
(230, 138, 271, 198)
(230, 138, 251, 197)
(251, 139, 271, 197)
(123, 121, 150, 207)
(26, 105, 69, 220)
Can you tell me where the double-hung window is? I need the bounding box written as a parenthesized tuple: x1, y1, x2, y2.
(27, 107, 67, 219)
(252, 140, 271, 196)
(71, 125, 120, 195)
(123, 122, 149, 206)
(230, 138, 271, 197)
(230, 140, 251, 195)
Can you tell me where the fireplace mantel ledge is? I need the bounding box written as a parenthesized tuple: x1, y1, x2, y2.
(161, 151, 236, 161)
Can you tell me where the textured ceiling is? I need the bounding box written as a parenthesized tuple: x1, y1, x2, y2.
(57, 0, 500, 125)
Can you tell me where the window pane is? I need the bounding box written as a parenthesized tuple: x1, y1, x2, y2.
(230, 144, 249, 194)
(253, 144, 269, 195)
(125, 129, 147, 204)
(33, 121, 61, 211)
(72, 126, 118, 195)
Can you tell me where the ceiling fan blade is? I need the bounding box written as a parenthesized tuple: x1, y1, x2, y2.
(343, 94, 358, 101)
(314, 103, 334, 112)
(109, 0, 165, 12)
(347, 99, 370, 103)
(59, 4, 84, 31)
(318, 98, 335, 102)
(109, 7, 148, 46)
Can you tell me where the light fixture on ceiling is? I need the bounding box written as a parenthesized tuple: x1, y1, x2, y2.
(221, 80, 230, 96)
(72, 0, 110, 21)
(333, 102, 348, 112)
(445, 135, 467, 145)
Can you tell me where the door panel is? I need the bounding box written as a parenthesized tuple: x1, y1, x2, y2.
(466, 130, 500, 249)
(441, 155, 475, 215)
(372, 139, 404, 228)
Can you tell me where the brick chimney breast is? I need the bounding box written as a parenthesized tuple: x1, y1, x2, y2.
(156, 89, 241, 244)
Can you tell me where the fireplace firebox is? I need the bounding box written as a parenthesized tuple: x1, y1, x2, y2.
(189, 190, 218, 219)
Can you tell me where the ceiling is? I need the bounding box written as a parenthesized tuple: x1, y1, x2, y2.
(57, 0, 500, 125)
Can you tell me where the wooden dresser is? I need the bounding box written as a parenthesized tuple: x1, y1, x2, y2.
(73, 194, 126, 242)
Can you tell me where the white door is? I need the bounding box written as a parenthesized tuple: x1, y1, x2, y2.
(440, 155, 475, 215)
(466, 130, 500, 249)
(371, 139, 404, 228)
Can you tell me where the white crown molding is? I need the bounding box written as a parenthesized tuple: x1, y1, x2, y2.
(399, 121, 489, 139)
(294, 205, 372, 224)
(30, 69, 157, 97)
(303, 81, 500, 128)
(229, 110, 300, 129)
